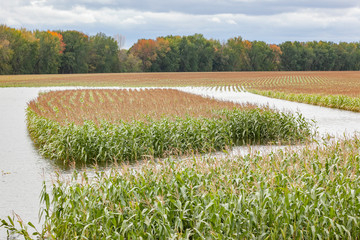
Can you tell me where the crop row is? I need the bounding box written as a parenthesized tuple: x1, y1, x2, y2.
(3, 136, 360, 238)
(29, 89, 254, 125)
(27, 107, 313, 165)
(243, 75, 327, 88)
(251, 90, 360, 112)
(208, 76, 327, 90)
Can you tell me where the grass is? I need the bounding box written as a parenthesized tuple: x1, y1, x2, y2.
(2, 135, 360, 239)
(26, 89, 313, 165)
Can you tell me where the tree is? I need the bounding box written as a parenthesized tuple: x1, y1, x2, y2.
(307, 41, 336, 70)
(129, 39, 158, 71)
(118, 49, 142, 72)
(224, 37, 245, 71)
(88, 33, 120, 73)
(59, 30, 90, 73)
(178, 36, 196, 71)
(280, 41, 314, 71)
(247, 41, 277, 71)
(269, 44, 282, 71)
(4, 28, 39, 74)
(177, 34, 215, 72)
(34, 31, 65, 74)
(151, 37, 180, 72)
(0, 25, 13, 74)
(195, 35, 215, 71)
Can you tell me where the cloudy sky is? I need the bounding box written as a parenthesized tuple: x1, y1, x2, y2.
(1, 0, 360, 48)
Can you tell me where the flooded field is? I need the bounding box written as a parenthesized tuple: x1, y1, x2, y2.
(1, 87, 360, 238)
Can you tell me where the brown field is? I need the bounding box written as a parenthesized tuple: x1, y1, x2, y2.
(2, 71, 360, 97)
(28, 89, 254, 125)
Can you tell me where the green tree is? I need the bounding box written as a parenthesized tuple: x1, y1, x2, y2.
(224, 37, 246, 71)
(280, 41, 315, 71)
(88, 33, 119, 73)
(307, 41, 336, 70)
(0, 25, 13, 74)
(212, 40, 230, 71)
(59, 30, 90, 73)
(34, 31, 64, 74)
(178, 34, 215, 72)
(4, 28, 39, 74)
(118, 49, 142, 72)
(332, 42, 360, 71)
(151, 37, 181, 72)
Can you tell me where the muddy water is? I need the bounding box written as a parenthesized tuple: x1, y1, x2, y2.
(1, 87, 360, 238)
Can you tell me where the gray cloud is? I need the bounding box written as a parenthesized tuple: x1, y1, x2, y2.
(1, 0, 360, 48)
(40, 0, 360, 15)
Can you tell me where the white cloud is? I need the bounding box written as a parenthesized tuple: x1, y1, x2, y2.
(30, 0, 47, 6)
(1, 0, 360, 47)
(211, 17, 221, 23)
(227, 19, 237, 25)
(122, 15, 146, 25)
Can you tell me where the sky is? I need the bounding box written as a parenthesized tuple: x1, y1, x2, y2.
(1, 0, 360, 49)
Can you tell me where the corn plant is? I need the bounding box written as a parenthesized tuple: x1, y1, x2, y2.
(251, 90, 360, 112)
(27, 107, 314, 165)
(3, 136, 360, 239)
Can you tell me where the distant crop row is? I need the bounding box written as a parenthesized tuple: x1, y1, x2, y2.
(27, 89, 313, 165)
(242, 75, 327, 89)
(251, 90, 360, 112)
(1, 72, 360, 99)
(206, 75, 326, 90)
(200, 77, 360, 112)
(3, 136, 360, 238)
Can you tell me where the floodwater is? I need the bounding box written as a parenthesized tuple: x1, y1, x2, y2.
(1, 87, 360, 238)
(179, 86, 360, 137)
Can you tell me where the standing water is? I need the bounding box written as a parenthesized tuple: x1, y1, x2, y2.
(1, 87, 360, 238)
(0, 88, 55, 238)
(179, 86, 360, 137)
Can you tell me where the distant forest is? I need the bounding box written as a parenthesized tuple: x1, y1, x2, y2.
(1, 25, 360, 74)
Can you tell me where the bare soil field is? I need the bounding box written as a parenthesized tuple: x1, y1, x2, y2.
(1, 71, 360, 97)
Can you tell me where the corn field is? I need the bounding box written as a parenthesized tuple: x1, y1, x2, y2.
(28, 89, 255, 125)
(251, 90, 360, 112)
(26, 89, 313, 165)
(3, 136, 360, 239)
(27, 107, 313, 165)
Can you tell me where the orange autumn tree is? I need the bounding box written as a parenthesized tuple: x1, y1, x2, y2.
(130, 39, 158, 71)
(48, 31, 66, 53)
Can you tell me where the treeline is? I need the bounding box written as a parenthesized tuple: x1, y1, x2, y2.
(2, 25, 360, 74)
(0, 25, 119, 74)
(128, 35, 360, 72)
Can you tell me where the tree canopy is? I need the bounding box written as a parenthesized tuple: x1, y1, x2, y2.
(1, 25, 360, 75)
